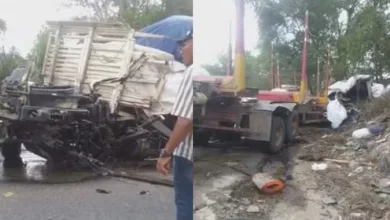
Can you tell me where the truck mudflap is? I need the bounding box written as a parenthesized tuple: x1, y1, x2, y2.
(246, 110, 273, 141)
(246, 100, 298, 142)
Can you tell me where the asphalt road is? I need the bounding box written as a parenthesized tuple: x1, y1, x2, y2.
(0, 149, 175, 220)
(0, 178, 174, 220)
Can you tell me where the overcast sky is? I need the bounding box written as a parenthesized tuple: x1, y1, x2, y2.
(0, 0, 259, 65)
(0, 0, 85, 56)
(194, 0, 259, 65)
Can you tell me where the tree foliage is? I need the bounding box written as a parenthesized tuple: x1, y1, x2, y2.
(249, 0, 390, 85)
(62, 0, 192, 29)
(207, 0, 390, 92)
(0, 19, 25, 81)
(0, 47, 26, 81)
(27, 28, 49, 72)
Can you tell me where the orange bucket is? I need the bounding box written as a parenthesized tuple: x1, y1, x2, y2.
(252, 173, 284, 194)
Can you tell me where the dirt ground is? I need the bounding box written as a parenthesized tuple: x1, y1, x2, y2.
(193, 125, 390, 220)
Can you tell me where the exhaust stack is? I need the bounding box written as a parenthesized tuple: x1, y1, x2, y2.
(234, 0, 245, 91)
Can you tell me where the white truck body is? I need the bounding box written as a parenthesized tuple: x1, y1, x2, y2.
(42, 21, 185, 115)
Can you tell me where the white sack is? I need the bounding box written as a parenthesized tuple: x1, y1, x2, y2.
(326, 98, 348, 129)
(352, 128, 373, 139)
(372, 83, 385, 98)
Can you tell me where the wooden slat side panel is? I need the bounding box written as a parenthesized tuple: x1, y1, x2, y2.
(42, 22, 176, 110)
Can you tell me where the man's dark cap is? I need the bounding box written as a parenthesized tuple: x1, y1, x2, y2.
(178, 29, 193, 45)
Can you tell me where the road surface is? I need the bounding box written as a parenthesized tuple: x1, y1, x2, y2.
(0, 148, 175, 220)
(193, 140, 340, 220)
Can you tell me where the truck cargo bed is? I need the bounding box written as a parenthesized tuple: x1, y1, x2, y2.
(42, 21, 184, 114)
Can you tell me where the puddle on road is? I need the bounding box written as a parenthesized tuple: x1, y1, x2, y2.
(0, 145, 98, 184)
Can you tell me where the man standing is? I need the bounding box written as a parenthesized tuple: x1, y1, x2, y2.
(156, 29, 193, 220)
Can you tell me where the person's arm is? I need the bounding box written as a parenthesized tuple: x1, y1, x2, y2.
(164, 67, 193, 154)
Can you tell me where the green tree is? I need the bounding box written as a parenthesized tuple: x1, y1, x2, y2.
(62, 0, 192, 29)
(0, 47, 26, 81)
(0, 19, 26, 81)
(248, 0, 390, 90)
(27, 27, 49, 82)
(27, 27, 49, 71)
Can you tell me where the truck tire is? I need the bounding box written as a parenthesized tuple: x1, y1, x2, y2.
(265, 116, 286, 154)
(285, 110, 299, 143)
(1, 139, 23, 168)
(194, 128, 212, 146)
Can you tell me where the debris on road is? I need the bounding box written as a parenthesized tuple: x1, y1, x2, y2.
(193, 81, 390, 219)
(311, 163, 328, 171)
(252, 172, 284, 194)
(246, 205, 260, 213)
(379, 178, 390, 189)
(139, 190, 151, 195)
(3, 192, 13, 197)
(109, 171, 173, 187)
(352, 125, 385, 139)
(96, 189, 112, 194)
(349, 212, 367, 220)
(322, 196, 337, 205)
(352, 127, 374, 139)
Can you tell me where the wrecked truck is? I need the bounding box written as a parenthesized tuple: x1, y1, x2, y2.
(0, 21, 187, 169)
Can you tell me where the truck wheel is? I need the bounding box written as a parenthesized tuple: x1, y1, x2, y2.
(285, 110, 299, 142)
(265, 116, 286, 154)
(194, 128, 212, 146)
(1, 139, 23, 168)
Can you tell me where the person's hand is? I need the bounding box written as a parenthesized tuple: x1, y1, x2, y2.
(156, 156, 172, 176)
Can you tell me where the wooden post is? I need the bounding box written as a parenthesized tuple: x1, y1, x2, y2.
(47, 27, 61, 85)
(75, 27, 95, 93)
(41, 32, 53, 84)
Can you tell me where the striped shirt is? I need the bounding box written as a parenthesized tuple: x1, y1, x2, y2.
(171, 64, 193, 162)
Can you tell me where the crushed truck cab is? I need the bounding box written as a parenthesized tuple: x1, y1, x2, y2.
(0, 20, 190, 169)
